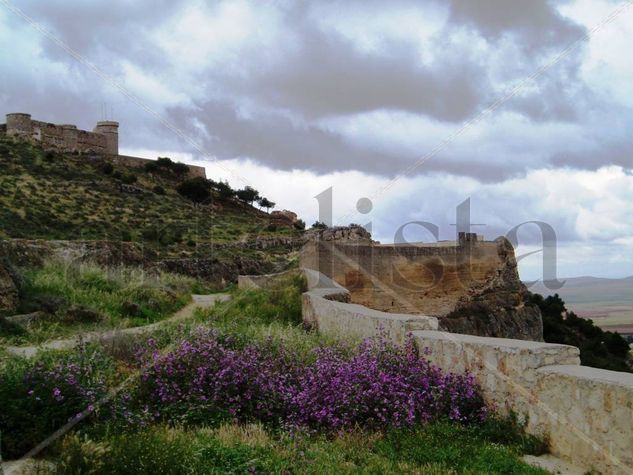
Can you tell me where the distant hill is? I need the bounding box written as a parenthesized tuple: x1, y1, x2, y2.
(528, 275, 633, 335)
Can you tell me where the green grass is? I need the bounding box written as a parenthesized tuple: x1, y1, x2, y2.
(192, 274, 351, 358)
(51, 421, 547, 475)
(1, 276, 550, 474)
(0, 259, 196, 345)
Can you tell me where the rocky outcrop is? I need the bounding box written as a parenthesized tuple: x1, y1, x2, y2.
(0, 238, 301, 281)
(301, 232, 543, 341)
(0, 263, 18, 313)
(157, 257, 275, 288)
(0, 239, 147, 267)
(306, 224, 374, 243)
(269, 210, 299, 228)
(440, 237, 544, 341)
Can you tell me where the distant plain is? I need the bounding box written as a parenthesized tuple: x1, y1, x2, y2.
(529, 276, 633, 334)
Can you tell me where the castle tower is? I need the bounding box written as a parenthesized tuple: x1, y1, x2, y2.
(94, 120, 119, 155)
(61, 124, 78, 151)
(6, 113, 32, 139)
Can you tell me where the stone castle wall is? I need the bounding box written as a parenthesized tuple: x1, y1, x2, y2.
(301, 235, 506, 315)
(1, 113, 206, 179)
(4, 113, 115, 154)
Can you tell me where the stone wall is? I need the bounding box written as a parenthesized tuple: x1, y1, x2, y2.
(239, 267, 633, 474)
(1, 113, 207, 179)
(301, 233, 542, 340)
(4, 113, 113, 154)
(114, 154, 207, 179)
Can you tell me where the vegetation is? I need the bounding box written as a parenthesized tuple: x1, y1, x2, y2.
(51, 420, 547, 475)
(176, 176, 212, 203)
(311, 220, 328, 229)
(0, 136, 301, 258)
(0, 278, 547, 473)
(0, 259, 196, 345)
(530, 292, 632, 372)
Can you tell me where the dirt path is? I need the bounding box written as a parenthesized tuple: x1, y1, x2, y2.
(3, 293, 231, 359)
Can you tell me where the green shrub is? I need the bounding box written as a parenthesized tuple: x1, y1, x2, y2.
(0, 347, 115, 459)
(100, 163, 114, 175)
(176, 177, 211, 203)
(152, 185, 165, 195)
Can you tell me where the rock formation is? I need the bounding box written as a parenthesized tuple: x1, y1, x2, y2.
(301, 227, 543, 341)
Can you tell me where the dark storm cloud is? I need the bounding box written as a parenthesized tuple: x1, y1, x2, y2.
(232, 25, 488, 122)
(447, 0, 585, 51)
(0, 0, 626, 182)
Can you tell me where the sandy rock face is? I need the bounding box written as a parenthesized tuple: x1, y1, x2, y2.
(439, 238, 544, 341)
(301, 231, 544, 341)
(0, 263, 18, 313)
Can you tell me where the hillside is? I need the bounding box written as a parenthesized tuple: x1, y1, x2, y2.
(0, 136, 304, 281)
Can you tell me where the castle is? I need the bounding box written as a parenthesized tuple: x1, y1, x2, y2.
(0, 113, 206, 178)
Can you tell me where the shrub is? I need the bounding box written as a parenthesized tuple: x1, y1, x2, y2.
(100, 163, 114, 175)
(152, 185, 165, 195)
(311, 221, 328, 229)
(0, 347, 114, 459)
(121, 173, 137, 185)
(136, 331, 487, 430)
(176, 177, 211, 203)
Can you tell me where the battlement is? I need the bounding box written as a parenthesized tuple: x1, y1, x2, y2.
(3, 112, 117, 155)
(0, 113, 206, 178)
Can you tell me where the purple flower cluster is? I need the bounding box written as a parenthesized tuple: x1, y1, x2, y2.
(21, 348, 111, 424)
(138, 330, 487, 430)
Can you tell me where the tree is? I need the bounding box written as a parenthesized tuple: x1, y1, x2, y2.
(176, 177, 212, 203)
(257, 197, 275, 212)
(311, 221, 328, 230)
(236, 186, 260, 205)
(211, 180, 235, 201)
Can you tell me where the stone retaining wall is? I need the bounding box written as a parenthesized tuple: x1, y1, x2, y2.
(238, 268, 633, 474)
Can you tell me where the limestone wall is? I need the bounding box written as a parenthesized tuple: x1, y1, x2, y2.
(238, 267, 633, 474)
(300, 237, 519, 315)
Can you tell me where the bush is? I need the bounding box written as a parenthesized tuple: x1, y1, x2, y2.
(101, 163, 114, 175)
(121, 173, 137, 185)
(136, 331, 487, 430)
(176, 177, 211, 203)
(0, 347, 114, 459)
(152, 185, 165, 195)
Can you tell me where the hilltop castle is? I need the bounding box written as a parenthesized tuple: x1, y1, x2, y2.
(1, 113, 119, 155)
(0, 113, 206, 178)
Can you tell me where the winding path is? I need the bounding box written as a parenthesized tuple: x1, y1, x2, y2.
(3, 293, 231, 359)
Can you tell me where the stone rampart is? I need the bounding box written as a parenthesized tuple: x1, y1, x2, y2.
(238, 267, 633, 474)
(1, 113, 206, 178)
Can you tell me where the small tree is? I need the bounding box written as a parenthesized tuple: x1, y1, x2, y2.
(258, 197, 275, 212)
(212, 180, 235, 201)
(176, 177, 211, 203)
(236, 186, 260, 205)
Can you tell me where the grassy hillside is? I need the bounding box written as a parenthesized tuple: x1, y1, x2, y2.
(0, 136, 301, 256)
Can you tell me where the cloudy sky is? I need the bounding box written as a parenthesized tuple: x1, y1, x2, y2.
(1, 0, 632, 280)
